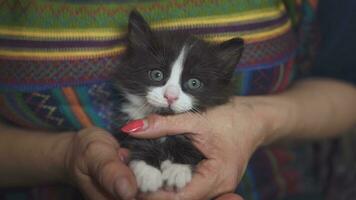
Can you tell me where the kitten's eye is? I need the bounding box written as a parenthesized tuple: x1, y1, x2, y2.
(148, 69, 164, 81)
(186, 78, 203, 90)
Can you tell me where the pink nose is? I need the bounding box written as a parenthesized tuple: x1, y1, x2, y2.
(164, 93, 178, 104)
(164, 85, 179, 104)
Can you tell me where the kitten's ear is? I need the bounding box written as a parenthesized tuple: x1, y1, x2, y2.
(216, 37, 244, 77)
(128, 10, 153, 47)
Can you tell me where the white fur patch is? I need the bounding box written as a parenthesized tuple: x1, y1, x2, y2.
(159, 136, 167, 143)
(161, 160, 192, 189)
(130, 160, 163, 192)
(146, 46, 195, 113)
(121, 93, 156, 119)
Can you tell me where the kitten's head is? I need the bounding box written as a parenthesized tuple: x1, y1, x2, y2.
(116, 10, 244, 115)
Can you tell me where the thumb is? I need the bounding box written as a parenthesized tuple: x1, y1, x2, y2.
(121, 113, 206, 139)
(85, 142, 137, 199)
(215, 193, 244, 200)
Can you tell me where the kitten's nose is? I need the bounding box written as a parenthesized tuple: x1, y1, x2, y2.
(165, 94, 178, 104)
(164, 85, 179, 104)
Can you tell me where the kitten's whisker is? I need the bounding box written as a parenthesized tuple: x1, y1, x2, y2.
(188, 106, 210, 123)
(173, 104, 208, 124)
(124, 102, 149, 122)
(147, 94, 166, 105)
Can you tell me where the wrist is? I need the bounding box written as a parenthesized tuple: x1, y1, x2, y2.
(232, 95, 298, 146)
(43, 132, 75, 184)
(254, 95, 299, 145)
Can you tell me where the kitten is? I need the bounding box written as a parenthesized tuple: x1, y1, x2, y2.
(115, 10, 244, 192)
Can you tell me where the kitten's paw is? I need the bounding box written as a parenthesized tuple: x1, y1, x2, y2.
(129, 160, 163, 192)
(161, 160, 192, 189)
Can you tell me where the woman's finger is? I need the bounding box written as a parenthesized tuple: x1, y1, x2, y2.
(118, 147, 130, 163)
(80, 128, 138, 199)
(86, 143, 137, 200)
(121, 113, 210, 139)
(215, 193, 244, 200)
(177, 159, 238, 200)
(137, 190, 174, 200)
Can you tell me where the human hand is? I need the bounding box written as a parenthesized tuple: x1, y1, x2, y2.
(64, 127, 137, 200)
(121, 97, 272, 200)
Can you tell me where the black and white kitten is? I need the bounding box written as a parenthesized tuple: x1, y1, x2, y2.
(116, 11, 244, 192)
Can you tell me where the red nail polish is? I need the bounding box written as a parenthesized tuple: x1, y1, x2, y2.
(121, 119, 146, 133)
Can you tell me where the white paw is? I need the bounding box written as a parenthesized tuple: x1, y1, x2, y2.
(129, 160, 163, 192)
(161, 160, 192, 189)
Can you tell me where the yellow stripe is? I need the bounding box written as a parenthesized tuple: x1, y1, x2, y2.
(0, 28, 121, 40)
(153, 3, 285, 28)
(0, 4, 285, 40)
(0, 46, 125, 59)
(0, 20, 291, 60)
(205, 20, 291, 42)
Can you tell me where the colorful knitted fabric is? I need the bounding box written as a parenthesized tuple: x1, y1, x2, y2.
(0, 0, 300, 199)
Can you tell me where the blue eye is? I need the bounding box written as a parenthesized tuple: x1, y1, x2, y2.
(148, 69, 164, 81)
(186, 78, 203, 90)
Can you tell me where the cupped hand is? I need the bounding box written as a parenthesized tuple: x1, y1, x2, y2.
(122, 97, 270, 200)
(64, 127, 137, 200)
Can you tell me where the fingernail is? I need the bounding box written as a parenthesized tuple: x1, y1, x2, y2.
(121, 119, 147, 133)
(119, 154, 125, 162)
(115, 178, 134, 200)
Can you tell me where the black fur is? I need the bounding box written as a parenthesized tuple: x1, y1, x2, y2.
(125, 136, 203, 169)
(115, 10, 244, 189)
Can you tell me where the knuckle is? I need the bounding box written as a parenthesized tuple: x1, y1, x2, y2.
(76, 129, 117, 152)
(79, 127, 107, 137)
(83, 140, 105, 158)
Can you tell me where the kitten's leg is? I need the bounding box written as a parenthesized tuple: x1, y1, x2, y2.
(129, 160, 163, 192)
(161, 135, 204, 190)
(160, 160, 192, 189)
(123, 138, 165, 192)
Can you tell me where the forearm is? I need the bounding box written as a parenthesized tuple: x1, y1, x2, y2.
(0, 124, 74, 187)
(276, 78, 356, 140)
(235, 78, 356, 144)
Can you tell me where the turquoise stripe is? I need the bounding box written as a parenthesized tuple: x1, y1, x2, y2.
(52, 88, 82, 130)
(75, 86, 105, 128)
